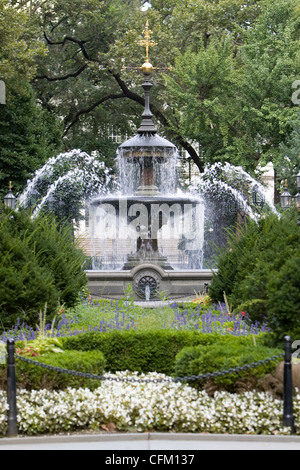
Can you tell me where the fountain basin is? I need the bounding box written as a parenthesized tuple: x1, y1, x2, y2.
(88, 194, 204, 272)
(86, 263, 215, 300)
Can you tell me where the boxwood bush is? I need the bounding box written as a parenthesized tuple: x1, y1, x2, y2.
(61, 330, 282, 380)
(62, 330, 208, 375)
(174, 335, 283, 391)
(0, 350, 106, 391)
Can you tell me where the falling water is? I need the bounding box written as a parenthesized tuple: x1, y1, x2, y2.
(190, 162, 279, 220)
(145, 284, 151, 301)
(116, 147, 178, 196)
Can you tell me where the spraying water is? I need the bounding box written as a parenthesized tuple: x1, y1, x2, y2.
(18, 150, 114, 219)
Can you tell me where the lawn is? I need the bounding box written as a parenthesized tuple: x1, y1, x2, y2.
(0, 296, 269, 342)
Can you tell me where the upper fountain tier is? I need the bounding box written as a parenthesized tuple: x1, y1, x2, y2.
(118, 74, 176, 159)
(118, 20, 176, 197)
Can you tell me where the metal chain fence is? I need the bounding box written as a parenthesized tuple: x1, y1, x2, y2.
(15, 353, 284, 383)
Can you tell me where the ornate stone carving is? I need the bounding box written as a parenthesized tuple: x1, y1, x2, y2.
(133, 269, 162, 299)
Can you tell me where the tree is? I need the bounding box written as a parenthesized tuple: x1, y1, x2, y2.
(0, 0, 46, 96)
(0, 84, 63, 199)
(18, 0, 300, 181)
(278, 113, 300, 195)
(163, 0, 300, 177)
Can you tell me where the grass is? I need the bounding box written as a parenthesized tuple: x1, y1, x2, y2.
(61, 296, 267, 335)
(0, 293, 269, 343)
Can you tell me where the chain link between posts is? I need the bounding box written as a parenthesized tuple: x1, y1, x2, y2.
(15, 353, 284, 383)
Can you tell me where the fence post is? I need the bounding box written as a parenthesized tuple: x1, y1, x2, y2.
(283, 335, 295, 434)
(6, 338, 18, 437)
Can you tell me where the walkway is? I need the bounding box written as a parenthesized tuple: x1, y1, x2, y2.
(1, 433, 300, 450)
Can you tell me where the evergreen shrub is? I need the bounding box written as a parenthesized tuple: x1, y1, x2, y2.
(208, 210, 300, 345)
(174, 335, 282, 390)
(61, 330, 279, 378)
(0, 207, 87, 327)
(62, 330, 216, 374)
(0, 350, 106, 391)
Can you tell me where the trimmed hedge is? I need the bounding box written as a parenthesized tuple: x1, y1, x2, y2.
(0, 331, 282, 392)
(174, 335, 283, 390)
(62, 330, 210, 375)
(0, 350, 106, 391)
(61, 329, 281, 378)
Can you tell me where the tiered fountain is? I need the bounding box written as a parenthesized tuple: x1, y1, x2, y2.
(85, 22, 211, 300)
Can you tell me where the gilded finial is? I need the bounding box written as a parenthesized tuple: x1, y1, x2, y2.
(138, 19, 157, 75)
(9, 181, 12, 191)
(122, 20, 171, 76)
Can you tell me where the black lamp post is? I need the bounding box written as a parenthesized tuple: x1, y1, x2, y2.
(252, 189, 265, 210)
(280, 173, 300, 226)
(4, 182, 16, 209)
(280, 180, 292, 209)
(296, 171, 300, 212)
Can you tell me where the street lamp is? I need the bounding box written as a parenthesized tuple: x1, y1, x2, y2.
(4, 182, 16, 209)
(280, 180, 292, 209)
(296, 171, 300, 210)
(280, 173, 300, 226)
(252, 189, 265, 210)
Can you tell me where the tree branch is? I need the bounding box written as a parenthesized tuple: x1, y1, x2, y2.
(43, 32, 97, 62)
(36, 33, 203, 171)
(36, 64, 88, 82)
(63, 93, 126, 136)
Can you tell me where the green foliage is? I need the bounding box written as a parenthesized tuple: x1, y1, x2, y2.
(0, 207, 87, 328)
(61, 329, 279, 381)
(0, 85, 63, 199)
(174, 336, 282, 390)
(209, 211, 300, 344)
(0, 0, 46, 94)
(61, 329, 212, 375)
(2, 349, 106, 391)
(278, 114, 300, 194)
(266, 252, 300, 340)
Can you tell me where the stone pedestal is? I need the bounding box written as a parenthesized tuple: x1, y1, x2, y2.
(86, 264, 215, 300)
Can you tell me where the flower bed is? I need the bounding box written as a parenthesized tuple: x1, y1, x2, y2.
(0, 371, 298, 437)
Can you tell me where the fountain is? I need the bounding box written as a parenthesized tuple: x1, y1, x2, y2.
(18, 22, 279, 301)
(85, 22, 209, 300)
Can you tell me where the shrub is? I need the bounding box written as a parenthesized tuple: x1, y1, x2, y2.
(266, 251, 300, 340)
(0, 350, 106, 391)
(61, 329, 279, 378)
(0, 207, 87, 327)
(208, 210, 300, 344)
(174, 335, 283, 390)
(62, 329, 219, 375)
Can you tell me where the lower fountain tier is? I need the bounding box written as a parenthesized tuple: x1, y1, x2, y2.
(86, 264, 215, 300)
